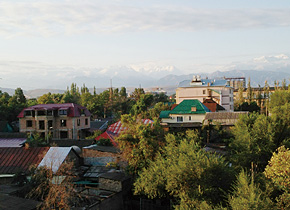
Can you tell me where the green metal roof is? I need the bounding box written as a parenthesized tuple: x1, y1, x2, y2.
(170, 99, 210, 114)
(159, 110, 171, 118)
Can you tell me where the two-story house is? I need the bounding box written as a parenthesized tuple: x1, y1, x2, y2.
(18, 103, 91, 140)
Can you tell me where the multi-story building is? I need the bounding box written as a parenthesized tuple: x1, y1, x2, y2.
(18, 103, 91, 140)
(176, 75, 234, 112)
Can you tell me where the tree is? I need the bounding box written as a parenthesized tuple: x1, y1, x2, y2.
(265, 146, 290, 209)
(228, 170, 273, 210)
(8, 88, 27, 122)
(263, 80, 270, 115)
(116, 114, 165, 175)
(134, 131, 234, 209)
(37, 92, 55, 104)
(229, 113, 275, 171)
(238, 101, 260, 113)
(130, 88, 145, 101)
(0, 90, 11, 121)
(246, 78, 253, 104)
(235, 82, 245, 109)
(26, 161, 76, 210)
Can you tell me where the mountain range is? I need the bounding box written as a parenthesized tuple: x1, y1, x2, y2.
(1, 69, 289, 98)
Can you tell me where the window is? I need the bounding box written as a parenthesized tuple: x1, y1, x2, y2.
(77, 119, 80, 126)
(191, 107, 197, 112)
(26, 120, 32, 127)
(60, 131, 68, 139)
(25, 111, 32, 116)
(203, 90, 206, 94)
(37, 110, 45, 116)
(85, 118, 88, 125)
(48, 120, 53, 129)
(59, 109, 67, 116)
(177, 116, 183, 122)
(39, 120, 45, 130)
(189, 116, 192, 121)
(60, 119, 67, 127)
(47, 110, 53, 116)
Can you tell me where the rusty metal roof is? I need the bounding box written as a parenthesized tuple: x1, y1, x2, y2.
(0, 147, 49, 174)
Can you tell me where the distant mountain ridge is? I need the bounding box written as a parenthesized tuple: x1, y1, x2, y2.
(1, 69, 289, 98)
(157, 70, 290, 87)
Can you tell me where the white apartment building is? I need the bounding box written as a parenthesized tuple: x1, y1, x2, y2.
(176, 75, 234, 112)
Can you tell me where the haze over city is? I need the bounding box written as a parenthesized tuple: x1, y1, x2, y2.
(0, 0, 290, 89)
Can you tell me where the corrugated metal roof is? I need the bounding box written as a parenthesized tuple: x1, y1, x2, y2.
(0, 138, 26, 147)
(204, 112, 249, 126)
(170, 100, 210, 114)
(18, 103, 91, 118)
(38, 147, 72, 173)
(0, 147, 49, 174)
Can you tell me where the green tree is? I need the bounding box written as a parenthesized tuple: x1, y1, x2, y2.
(116, 114, 165, 175)
(234, 82, 245, 109)
(228, 170, 273, 210)
(246, 78, 253, 104)
(263, 80, 270, 115)
(134, 131, 234, 209)
(8, 88, 27, 121)
(0, 90, 11, 121)
(229, 113, 275, 171)
(265, 146, 290, 209)
(37, 92, 55, 104)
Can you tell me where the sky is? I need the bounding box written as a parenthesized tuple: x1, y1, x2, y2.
(0, 0, 290, 89)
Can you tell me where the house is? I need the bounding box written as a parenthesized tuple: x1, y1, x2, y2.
(18, 103, 91, 140)
(176, 75, 234, 112)
(160, 99, 210, 128)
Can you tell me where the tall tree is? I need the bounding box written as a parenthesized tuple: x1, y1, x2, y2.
(235, 82, 245, 109)
(228, 170, 273, 210)
(247, 77, 253, 104)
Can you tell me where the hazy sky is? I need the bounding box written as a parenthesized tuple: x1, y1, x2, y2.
(1, 0, 290, 89)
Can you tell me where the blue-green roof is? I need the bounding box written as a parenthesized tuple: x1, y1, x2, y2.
(159, 110, 171, 118)
(170, 100, 210, 114)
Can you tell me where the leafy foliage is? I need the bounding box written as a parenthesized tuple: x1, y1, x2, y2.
(134, 131, 234, 209)
(228, 170, 273, 210)
(265, 146, 290, 209)
(116, 114, 165, 175)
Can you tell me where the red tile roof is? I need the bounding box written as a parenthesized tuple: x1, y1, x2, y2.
(17, 103, 91, 118)
(0, 147, 49, 174)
